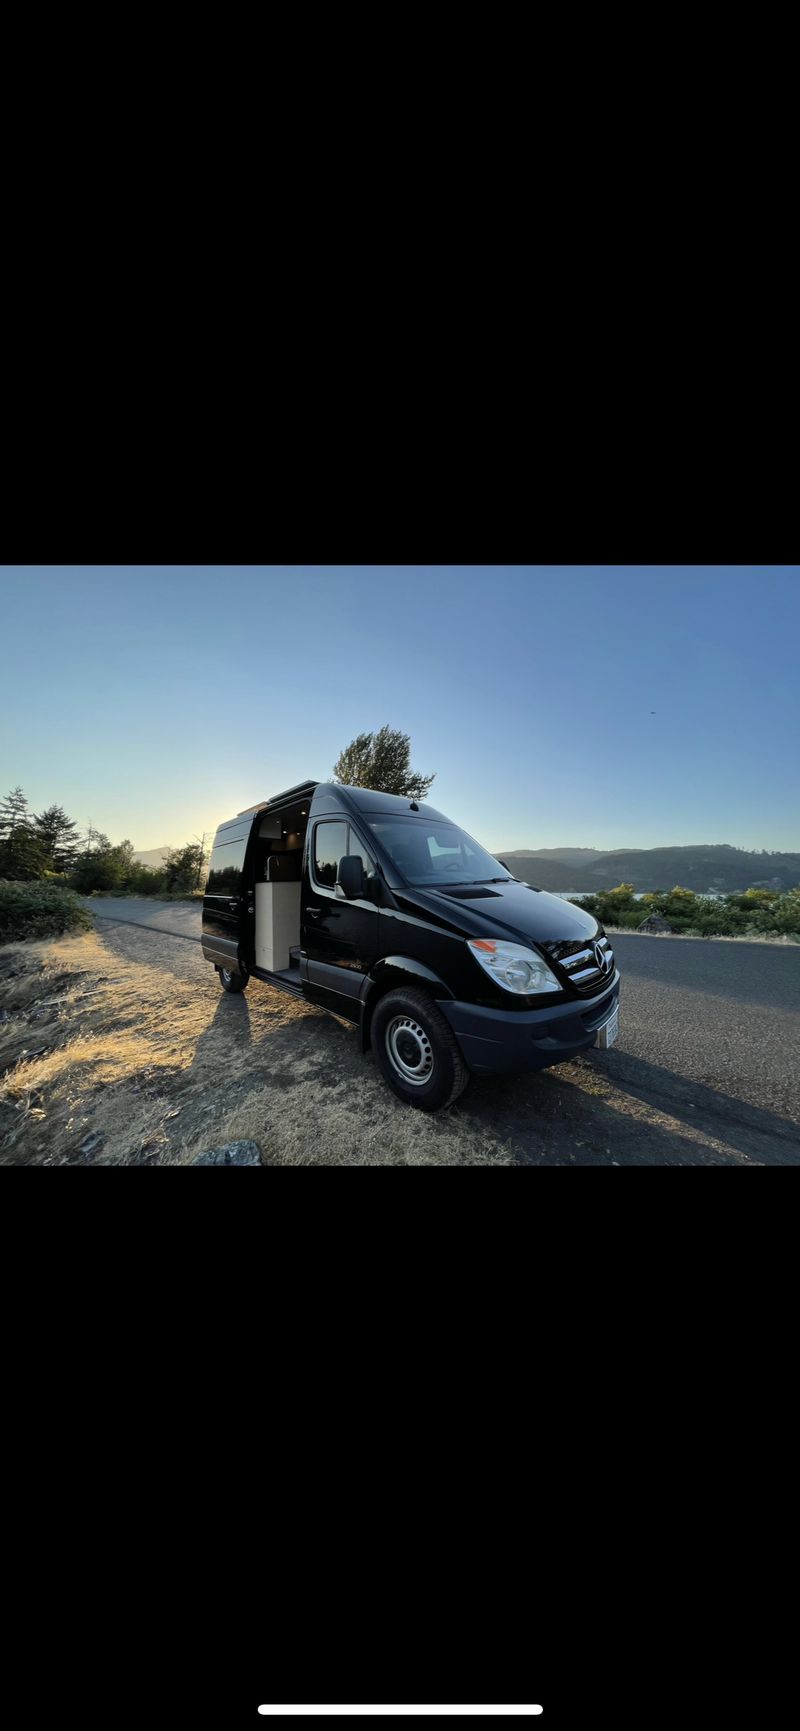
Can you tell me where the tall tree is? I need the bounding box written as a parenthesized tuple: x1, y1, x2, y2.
(33, 804, 80, 871)
(0, 829, 48, 879)
(71, 830, 115, 893)
(163, 841, 208, 894)
(333, 726, 435, 801)
(0, 786, 47, 879)
(0, 786, 29, 838)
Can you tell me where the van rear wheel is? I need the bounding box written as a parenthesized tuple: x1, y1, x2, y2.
(218, 966, 249, 994)
(371, 986, 469, 1112)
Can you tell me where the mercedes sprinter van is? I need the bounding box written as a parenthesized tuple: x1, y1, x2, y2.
(202, 781, 620, 1112)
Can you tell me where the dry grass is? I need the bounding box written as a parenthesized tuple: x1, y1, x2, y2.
(175, 1060, 509, 1167)
(0, 931, 512, 1166)
(2, 927, 772, 1166)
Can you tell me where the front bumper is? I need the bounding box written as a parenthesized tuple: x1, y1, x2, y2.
(440, 974, 620, 1074)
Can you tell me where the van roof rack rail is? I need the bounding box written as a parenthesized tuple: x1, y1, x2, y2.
(237, 779, 319, 817)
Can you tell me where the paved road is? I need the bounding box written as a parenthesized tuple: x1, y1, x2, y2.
(84, 898, 800, 1163)
(84, 896, 203, 942)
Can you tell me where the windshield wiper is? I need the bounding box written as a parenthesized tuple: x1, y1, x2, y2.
(426, 878, 510, 888)
(412, 878, 510, 889)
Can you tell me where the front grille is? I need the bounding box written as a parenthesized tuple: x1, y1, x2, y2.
(542, 934, 616, 997)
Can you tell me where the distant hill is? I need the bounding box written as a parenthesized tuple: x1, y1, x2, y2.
(496, 844, 800, 894)
(132, 846, 172, 868)
(496, 853, 607, 891)
(502, 847, 606, 866)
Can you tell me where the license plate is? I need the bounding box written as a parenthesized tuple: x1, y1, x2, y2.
(596, 1002, 619, 1049)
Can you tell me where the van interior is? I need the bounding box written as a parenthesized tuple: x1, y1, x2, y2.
(248, 788, 313, 984)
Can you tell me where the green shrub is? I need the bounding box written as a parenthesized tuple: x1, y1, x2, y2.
(571, 883, 800, 939)
(124, 861, 168, 895)
(0, 879, 93, 943)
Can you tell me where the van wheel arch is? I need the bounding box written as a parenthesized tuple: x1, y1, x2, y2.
(361, 967, 452, 1054)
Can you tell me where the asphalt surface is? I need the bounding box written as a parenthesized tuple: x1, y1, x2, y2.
(84, 896, 203, 942)
(83, 898, 800, 1164)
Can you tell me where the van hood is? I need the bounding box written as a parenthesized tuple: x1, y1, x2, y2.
(396, 878, 599, 948)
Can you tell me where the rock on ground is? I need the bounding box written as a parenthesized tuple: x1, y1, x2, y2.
(191, 1141, 263, 1166)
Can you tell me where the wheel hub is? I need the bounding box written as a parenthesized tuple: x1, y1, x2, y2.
(386, 1015, 434, 1086)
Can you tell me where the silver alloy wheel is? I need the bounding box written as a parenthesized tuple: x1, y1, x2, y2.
(385, 1014, 435, 1086)
(221, 969, 232, 984)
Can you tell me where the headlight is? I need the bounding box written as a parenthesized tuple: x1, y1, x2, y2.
(467, 937, 560, 995)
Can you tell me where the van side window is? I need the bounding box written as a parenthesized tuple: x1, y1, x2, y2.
(313, 821, 348, 889)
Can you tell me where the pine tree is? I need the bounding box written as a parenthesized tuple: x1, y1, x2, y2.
(0, 786, 29, 838)
(0, 788, 47, 880)
(33, 804, 80, 871)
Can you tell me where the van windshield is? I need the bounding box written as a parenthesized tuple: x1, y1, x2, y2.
(366, 818, 511, 888)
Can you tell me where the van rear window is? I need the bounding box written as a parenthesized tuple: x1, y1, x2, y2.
(207, 836, 247, 894)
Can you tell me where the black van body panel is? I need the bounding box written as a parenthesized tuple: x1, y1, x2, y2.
(406, 878, 598, 949)
(328, 786, 453, 824)
(302, 800, 381, 1015)
(356, 957, 456, 1052)
(364, 955, 455, 1000)
(201, 815, 251, 971)
(440, 974, 620, 1073)
(202, 781, 621, 1075)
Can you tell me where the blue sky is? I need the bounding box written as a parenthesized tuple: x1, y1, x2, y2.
(1, 566, 798, 854)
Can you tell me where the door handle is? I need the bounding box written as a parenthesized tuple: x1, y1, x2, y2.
(307, 906, 321, 918)
(228, 899, 239, 911)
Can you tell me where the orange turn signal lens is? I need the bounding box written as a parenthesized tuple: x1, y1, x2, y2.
(470, 939, 497, 952)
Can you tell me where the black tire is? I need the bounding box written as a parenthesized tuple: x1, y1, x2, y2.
(371, 986, 469, 1112)
(218, 965, 249, 994)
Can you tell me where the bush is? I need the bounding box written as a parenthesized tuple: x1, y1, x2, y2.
(162, 843, 207, 894)
(570, 881, 800, 939)
(0, 879, 93, 943)
(124, 861, 168, 896)
(68, 842, 202, 897)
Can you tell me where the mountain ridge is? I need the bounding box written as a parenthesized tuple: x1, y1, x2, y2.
(494, 844, 800, 893)
(132, 846, 172, 868)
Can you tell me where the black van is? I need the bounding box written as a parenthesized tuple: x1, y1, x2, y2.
(202, 781, 620, 1112)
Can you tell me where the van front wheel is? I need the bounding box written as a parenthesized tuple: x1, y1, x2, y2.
(371, 987, 469, 1112)
(218, 966, 249, 994)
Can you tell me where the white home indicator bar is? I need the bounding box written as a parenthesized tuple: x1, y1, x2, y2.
(257, 1711, 543, 1718)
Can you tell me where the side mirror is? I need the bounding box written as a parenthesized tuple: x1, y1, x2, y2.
(336, 855, 365, 900)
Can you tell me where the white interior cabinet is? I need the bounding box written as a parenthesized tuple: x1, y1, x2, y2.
(255, 881, 301, 973)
